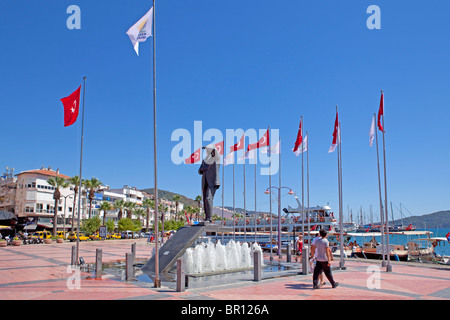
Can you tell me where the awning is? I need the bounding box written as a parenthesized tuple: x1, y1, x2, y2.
(0, 225, 13, 230)
(0, 211, 17, 220)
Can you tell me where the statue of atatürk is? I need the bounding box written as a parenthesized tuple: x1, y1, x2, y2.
(198, 144, 221, 223)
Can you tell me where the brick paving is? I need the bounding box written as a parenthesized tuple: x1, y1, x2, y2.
(0, 238, 449, 301)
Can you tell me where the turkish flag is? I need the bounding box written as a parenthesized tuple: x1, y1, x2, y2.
(292, 118, 303, 153)
(60, 86, 81, 127)
(215, 141, 224, 155)
(247, 129, 269, 152)
(230, 134, 245, 153)
(185, 148, 201, 164)
(377, 92, 384, 132)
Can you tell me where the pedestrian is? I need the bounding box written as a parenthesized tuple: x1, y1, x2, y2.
(312, 229, 339, 289)
(310, 233, 325, 286)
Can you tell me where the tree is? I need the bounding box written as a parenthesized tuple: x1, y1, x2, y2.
(99, 201, 112, 226)
(114, 199, 126, 220)
(105, 219, 115, 234)
(142, 198, 154, 232)
(47, 176, 69, 236)
(81, 216, 101, 235)
(124, 201, 136, 219)
(83, 177, 103, 219)
(172, 195, 181, 221)
(195, 195, 202, 220)
(68, 175, 80, 230)
(133, 207, 145, 228)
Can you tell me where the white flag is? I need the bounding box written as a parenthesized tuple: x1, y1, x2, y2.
(239, 149, 256, 161)
(261, 140, 280, 155)
(126, 7, 154, 55)
(369, 115, 375, 147)
(293, 135, 308, 156)
(224, 153, 235, 166)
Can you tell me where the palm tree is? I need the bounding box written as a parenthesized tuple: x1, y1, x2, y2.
(47, 176, 69, 236)
(172, 195, 181, 221)
(99, 201, 112, 226)
(195, 195, 202, 221)
(68, 175, 80, 230)
(124, 201, 136, 219)
(142, 198, 154, 232)
(133, 207, 146, 228)
(82, 177, 103, 219)
(114, 199, 126, 219)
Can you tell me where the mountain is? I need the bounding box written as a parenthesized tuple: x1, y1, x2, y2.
(387, 210, 450, 229)
(141, 188, 200, 208)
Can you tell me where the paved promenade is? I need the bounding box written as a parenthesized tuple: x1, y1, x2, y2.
(0, 238, 449, 301)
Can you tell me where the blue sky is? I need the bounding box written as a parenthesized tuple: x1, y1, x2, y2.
(1, 1, 449, 221)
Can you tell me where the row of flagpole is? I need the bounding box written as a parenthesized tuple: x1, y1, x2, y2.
(59, 3, 392, 294)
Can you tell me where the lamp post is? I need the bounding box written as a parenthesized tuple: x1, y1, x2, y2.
(264, 187, 296, 256)
(61, 193, 74, 239)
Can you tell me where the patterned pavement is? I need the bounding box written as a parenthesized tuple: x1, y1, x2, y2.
(1, 238, 449, 302)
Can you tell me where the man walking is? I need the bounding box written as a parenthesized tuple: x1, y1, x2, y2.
(312, 229, 339, 289)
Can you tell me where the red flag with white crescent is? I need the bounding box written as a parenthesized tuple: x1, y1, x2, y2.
(185, 148, 201, 164)
(292, 118, 303, 153)
(247, 129, 269, 152)
(230, 134, 245, 153)
(377, 92, 384, 132)
(60, 85, 81, 127)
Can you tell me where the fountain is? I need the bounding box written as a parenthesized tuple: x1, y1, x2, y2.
(183, 239, 264, 275)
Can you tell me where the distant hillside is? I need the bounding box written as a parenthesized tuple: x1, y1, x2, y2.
(388, 210, 450, 229)
(142, 188, 200, 208)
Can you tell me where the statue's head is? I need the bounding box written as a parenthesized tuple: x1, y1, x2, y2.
(203, 144, 221, 164)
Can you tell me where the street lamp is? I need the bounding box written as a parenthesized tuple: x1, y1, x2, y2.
(264, 186, 296, 257)
(61, 193, 74, 239)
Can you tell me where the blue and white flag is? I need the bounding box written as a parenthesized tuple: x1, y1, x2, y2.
(126, 7, 154, 55)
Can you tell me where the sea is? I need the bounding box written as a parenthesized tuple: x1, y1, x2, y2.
(348, 228, 450, 257)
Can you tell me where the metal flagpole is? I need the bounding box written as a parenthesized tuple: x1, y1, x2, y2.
(374, 113, 386, 267)
(243, 140, 247, 244)
(306, 130, 311, 254)
(254, 156, 257, 243)
(338, 121, 345, 269)
(75, 76, 87, 265)
(268, 126, 273, 262)
(277, 136, 282, 256)
(152, 0, 161, 287)
(233, 160, 236, 241)
(221, 138, 225, 242)
(381, 90, 392, 272)
(301, 116, 305, 251)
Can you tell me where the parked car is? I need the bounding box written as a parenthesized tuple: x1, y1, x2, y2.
(33, 231, 52, 240)
(89, 232, 101, 241)
(121, 230, 134, 239)
(68, 232, 89, 241)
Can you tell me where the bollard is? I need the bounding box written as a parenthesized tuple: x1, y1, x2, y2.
(95, 249, 102, 274)
(286, 244, 291, 263)
(253, 251, 262, 282)
(176, 258, 185, 292)
(131, 243, 136, 264)
(71, 245, 77, 266)
(126, 252, 134, 281)
(301, 246, 309, 275)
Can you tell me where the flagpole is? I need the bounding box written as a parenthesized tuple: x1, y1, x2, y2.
(277, 136, 282, 256)
(381, 90, 392, 272)
(75, 76, 86, 266)
(233, 160, 236, 241)
(254, 154, 257, 243)
(338, 121, 345, 269)
(221, 138, 225, 242)
(374, 112, 386, 267)
(306, 130, 311, 258)
(243, 140, 247, 244)
(268, 126, 273, 262)
(301, 116, 305, 254)
(151, 0, 161, 287)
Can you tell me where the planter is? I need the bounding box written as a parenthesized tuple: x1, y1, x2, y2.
(12, 240, 21, 246)
(0, 241, 7, 247)
(44, 239, 52, 244)
(56, 238, 64, 244)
